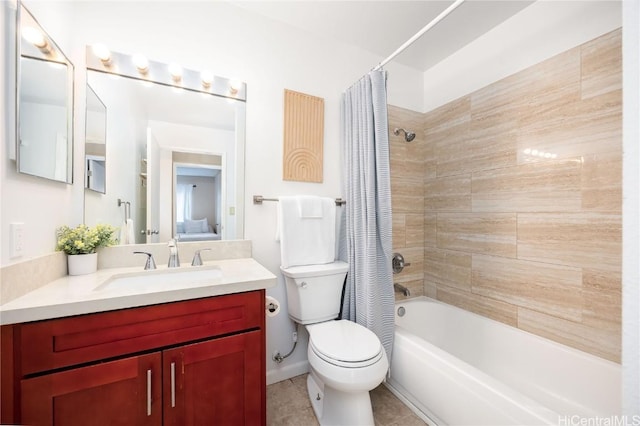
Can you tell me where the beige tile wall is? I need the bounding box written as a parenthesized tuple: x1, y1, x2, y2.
(390, 28, 621, 362)
(389, 106, 427, 300)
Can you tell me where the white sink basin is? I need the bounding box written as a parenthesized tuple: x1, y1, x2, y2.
(96, 265, 222, 292)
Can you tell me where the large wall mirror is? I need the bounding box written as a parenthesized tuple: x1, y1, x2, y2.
(84, 48, 246, 244)
(17, 3, 73, 183)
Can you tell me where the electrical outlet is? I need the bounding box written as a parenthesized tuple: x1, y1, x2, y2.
(10, 223, 24, 258)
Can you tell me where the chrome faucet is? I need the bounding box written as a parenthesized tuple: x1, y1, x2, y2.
(167, 238, 180, 268)
(394, 283, 411, 297)
(133, 251, 157, 270)
(191, 248, 211, 266)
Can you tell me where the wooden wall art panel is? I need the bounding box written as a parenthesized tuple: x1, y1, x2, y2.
(283, 89, 324, 183)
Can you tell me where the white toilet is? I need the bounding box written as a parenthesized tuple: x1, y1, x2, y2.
(281, 261, 389, 426)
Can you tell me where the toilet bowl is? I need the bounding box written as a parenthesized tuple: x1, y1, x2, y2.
(281, 262, 389, 425)
(305, 320, 389, 425)
(280, 261, 389, 426)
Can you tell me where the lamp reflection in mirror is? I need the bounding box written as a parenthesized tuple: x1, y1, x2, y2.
(22, 26, 51, 54)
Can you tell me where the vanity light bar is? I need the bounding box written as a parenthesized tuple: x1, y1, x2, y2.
(85, 46, 246, 101)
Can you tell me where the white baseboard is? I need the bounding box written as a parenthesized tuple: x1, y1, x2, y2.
(266, 360, 310, 385)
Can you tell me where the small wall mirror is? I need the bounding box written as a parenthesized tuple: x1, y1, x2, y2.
(85, 84, 106, 193)
(17, 3, 74, 183)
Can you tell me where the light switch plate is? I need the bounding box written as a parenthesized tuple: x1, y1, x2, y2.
(10, 222, 24, 258)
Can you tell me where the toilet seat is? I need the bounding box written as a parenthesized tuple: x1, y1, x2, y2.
(307, 320, 383, 368)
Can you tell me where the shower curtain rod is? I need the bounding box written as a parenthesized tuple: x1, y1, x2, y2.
(372, 0, 465, 71)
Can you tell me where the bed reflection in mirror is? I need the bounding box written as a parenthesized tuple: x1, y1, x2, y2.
(174, 157, 223, 242)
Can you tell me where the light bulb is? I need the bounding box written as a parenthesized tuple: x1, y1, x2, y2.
(22, 26, 46, 47)
(229, 80, 241, 95)
(92, 43, 111, 65)
(201, 70, 213, 88)
(132, 54, 149, 73)
(168, 63, 182, 81)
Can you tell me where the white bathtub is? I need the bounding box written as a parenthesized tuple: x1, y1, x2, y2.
(386, 297, 621, 426)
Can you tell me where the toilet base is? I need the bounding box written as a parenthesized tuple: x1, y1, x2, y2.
(307, 372, 375, 426)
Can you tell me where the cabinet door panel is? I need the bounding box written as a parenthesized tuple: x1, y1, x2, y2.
(164, 330, 263, 426)
(21, 353, 161, 426)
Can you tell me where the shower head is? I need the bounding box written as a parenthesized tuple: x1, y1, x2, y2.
(394, 128, 416, 142)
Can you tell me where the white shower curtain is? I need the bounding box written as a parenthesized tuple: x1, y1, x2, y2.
(340, 70, 394, 362)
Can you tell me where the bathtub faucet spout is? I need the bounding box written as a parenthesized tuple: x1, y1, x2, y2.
(394, 283, 411, 297)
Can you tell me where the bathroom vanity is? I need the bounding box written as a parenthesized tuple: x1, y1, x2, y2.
(0, 258, 276, 425)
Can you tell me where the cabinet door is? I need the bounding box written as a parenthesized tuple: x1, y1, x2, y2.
(164, 330, 264, 426)
(21, 352, 162, 426)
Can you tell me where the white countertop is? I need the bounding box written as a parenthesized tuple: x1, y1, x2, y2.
(0, 258, 277, 325)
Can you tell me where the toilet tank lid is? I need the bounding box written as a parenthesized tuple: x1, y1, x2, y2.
(280, 261, 348, 278)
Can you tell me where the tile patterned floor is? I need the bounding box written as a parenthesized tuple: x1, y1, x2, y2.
(267, 374, 428, 426)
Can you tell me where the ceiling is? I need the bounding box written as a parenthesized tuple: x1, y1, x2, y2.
(233, 1, 534, 72)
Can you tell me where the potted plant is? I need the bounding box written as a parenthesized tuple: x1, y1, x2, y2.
(56, 224, 116, 275)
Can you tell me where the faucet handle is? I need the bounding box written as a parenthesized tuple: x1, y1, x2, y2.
(191, 248, 211, 266)
(133, 251, 157, 270)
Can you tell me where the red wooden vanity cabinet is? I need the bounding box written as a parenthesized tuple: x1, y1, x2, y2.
(1, 290, 266, 425)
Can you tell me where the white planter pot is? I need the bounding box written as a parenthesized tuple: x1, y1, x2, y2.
(67, 252, 98, 276)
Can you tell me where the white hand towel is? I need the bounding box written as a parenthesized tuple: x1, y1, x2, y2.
(126, 218, 135, 244)
(278, 196, 335, 268)
(119, 219, 135, 245)
(297, 196, 323, 218)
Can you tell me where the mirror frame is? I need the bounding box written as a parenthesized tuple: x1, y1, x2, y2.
(16, 1, 74, 184)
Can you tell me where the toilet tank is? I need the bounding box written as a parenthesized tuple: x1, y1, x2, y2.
(280, 261, 349, 324)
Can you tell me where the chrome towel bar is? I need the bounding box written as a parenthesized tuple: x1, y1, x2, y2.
(253, 195, 346, 206)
